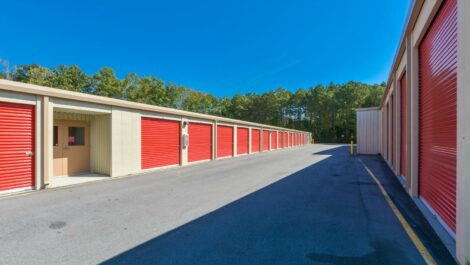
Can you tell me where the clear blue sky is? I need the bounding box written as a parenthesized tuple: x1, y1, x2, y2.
(1, 0, 411, 97)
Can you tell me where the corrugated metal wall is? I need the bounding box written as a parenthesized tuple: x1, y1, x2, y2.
(356, 109, 380, 154)
(54, 111, 92, 121)
(111, 108, 141, 177)
(91, 115, 111, 175)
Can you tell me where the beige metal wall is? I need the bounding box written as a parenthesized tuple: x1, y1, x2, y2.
(91, 115, 111, 175)
(110, 107, 141, 177)
(378, 109, 382, 155)
(382, 107, 387, 160)
(54, 112, 92, 121)
(356, 108, 380, 154)
(457, 0, 470, 263)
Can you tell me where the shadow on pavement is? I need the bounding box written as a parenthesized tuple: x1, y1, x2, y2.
(359, 155, 456, 265)
(102, 146, 455, 265)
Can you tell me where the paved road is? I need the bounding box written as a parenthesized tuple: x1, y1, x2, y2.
(0, 145, 454, 265)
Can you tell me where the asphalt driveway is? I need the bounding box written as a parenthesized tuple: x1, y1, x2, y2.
(0, 145, 455, 265)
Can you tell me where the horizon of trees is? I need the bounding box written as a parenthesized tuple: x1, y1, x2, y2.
(0, 64, 384, 143)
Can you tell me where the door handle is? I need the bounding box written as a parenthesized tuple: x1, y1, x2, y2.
(25, 151, 34, 157)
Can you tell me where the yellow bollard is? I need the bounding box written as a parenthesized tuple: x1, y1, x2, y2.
(350, 140, 354, 156)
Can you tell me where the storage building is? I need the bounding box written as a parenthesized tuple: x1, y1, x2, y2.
(0, 79, 311, 195)
(356, 0, 469, 263)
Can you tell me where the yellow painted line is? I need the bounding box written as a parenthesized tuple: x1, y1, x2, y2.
(357, 158, 437, 265)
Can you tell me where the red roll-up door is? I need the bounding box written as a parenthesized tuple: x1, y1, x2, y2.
(141, 117, 181, 169)
(251, 129, 260, 153)
(284, 132, 288, 147)
(281, 132, 284, 148)
(0, 102, 35, 192)
(419, 0, 457, 232)
(262, 130, 269, 151)
(217, 125, 233, 158)
(188, 122, 212, 163)
(237, 127, 249, 155)
(271, 131, 277, 149)
(400, 72, 407, 177)
(278, 132, 282, 148)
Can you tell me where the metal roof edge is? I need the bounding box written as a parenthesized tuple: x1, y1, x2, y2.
(380, 0, 425, 109)
(356, 107, 381, 112)
(0, 79, 310, 133)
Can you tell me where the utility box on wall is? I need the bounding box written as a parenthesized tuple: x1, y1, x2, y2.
(356, 107, 381, 155)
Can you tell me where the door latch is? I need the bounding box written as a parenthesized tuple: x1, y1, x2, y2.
(25, 151, 34, 157)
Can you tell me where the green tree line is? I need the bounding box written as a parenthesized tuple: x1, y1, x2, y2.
(1, 64, 384, 142)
